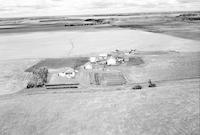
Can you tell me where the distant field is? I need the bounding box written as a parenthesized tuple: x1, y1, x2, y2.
(113, 12, 200, 41)
(0, 11, 200, 41)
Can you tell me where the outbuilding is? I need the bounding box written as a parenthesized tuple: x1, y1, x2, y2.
(58, 67, 76, 78)
(107, 56, 117, 66)
(98, 53, 107, 60)
(89, 57, 97, 63)
(84, 62, 93, 70)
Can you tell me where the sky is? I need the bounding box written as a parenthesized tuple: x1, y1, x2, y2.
(0, 0, 200, 17)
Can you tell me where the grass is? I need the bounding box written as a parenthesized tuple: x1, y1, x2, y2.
(123, 52, 200, 83)
(25, 57, 89, 72)
(126, 57, 144, 66)
(0, 78, 199, 135)
(0, 59, 38, 95)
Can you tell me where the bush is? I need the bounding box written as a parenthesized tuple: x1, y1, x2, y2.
(26, 74, 38, 89)
(132, 85, 142, 90)
(36, 78, 44, 87)
(148, 79, 156, 88)
(149, 83, 156, 87)
(26, 81, 35, 89)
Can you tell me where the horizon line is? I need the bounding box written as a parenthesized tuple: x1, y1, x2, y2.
(0, 10, 199, 19)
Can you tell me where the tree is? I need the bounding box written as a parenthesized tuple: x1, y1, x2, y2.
(26, 67, 48, 89)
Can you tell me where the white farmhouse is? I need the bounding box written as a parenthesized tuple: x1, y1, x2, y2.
(84, 62, 93, 70)
(107, 56, 117, 66)
(58, 67, 76, 78)
(89, 57, 97, 63)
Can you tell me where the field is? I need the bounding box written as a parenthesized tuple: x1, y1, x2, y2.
(0, 29, 200, 60)
(0, 78, 199, 135)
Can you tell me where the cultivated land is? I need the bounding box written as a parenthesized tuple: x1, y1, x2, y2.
(0, 11, 200, 135)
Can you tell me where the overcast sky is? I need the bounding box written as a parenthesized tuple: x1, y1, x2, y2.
(0, 0, 200, 17)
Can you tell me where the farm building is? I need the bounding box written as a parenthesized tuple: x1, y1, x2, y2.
(109, 50, 129, 63)
(58, 67, 76, 78)
(84, 62, 93, 70)
(89, 57, 97, 63)
(98, 53, 107, 60)
(107, 56, 117, 66)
